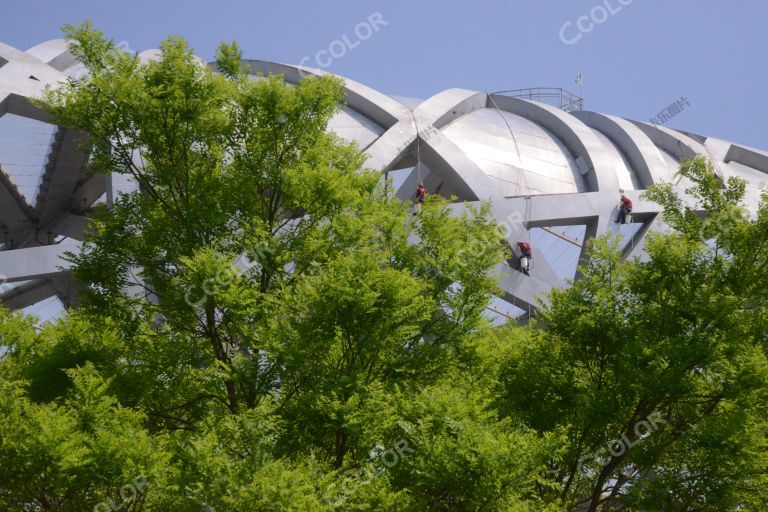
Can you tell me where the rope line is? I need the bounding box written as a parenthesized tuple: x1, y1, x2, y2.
(0, 141, 55, 147)
(488, 93, 535, 196)
(0, 131, 56, 136)
(487, 92, 538, 321)
(407, 109, 422, 183)
(0, 151, 52, 156)
(525, 195, 533, 318)
(487, 94, 521, 160)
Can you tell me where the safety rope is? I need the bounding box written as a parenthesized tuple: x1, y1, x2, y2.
(618, 190, 636, 252)
(488, 94, 521, 161)
(408, 109, 423, 183)
(488, 92, 536, 321)
(525, 195, 533, 318)
(488, 93, 533, 195)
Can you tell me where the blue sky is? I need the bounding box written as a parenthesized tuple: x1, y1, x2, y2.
(3, 0, 767, 149)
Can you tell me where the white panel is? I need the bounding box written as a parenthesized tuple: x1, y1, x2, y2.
(327, 106, 384, 149)
(441, 108, 586, 196)
(589, 128, 641, 191)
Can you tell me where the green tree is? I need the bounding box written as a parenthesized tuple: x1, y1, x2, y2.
(496, 158, 768, 511)
(4, 20, 766, 512)
(0, 315, 168, 511)
(0, 21, 512, 511)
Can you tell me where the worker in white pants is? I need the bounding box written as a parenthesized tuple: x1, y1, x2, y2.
(517, 241, 532, 276)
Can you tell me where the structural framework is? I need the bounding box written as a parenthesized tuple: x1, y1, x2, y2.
(1, 39, 767, 321)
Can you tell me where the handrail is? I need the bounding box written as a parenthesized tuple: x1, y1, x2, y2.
(491, 87, 584, 112)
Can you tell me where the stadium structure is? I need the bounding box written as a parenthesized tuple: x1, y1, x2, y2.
(1, 39, 766, 322)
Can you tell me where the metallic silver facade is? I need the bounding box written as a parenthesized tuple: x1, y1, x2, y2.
(1, 39, 767, 319)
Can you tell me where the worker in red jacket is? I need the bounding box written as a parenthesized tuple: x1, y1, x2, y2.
(416, 182, 428, 204)
(517, 241, 532, 275)
(617, 194, 633, 224)
(413, 182, 428, 216)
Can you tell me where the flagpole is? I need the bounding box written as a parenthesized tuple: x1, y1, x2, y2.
(575, 74, 583, 110)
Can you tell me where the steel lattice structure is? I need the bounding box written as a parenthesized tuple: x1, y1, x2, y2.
(1, 39, 767, 319)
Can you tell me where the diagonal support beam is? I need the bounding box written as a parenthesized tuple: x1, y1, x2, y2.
(0, 279, 58, 310)
(70, 174, 107, 210)
(0, 241, 78, 283)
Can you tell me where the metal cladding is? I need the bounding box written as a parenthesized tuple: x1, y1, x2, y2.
(1, 40, 767, 319)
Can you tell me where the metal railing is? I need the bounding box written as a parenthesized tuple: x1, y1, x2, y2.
(491, 87, 584, 112)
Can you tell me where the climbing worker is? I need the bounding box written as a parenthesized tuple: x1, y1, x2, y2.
(517, 241, 533, 275)
(413, 181, 428, 215)
(416, 182, 428, 204)
(616, 193, 633, 224)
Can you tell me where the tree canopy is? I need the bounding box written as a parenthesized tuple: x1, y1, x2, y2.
(0, 23, 766, 511)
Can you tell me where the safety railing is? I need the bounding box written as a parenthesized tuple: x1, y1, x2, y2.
(491, 87, 584, 112)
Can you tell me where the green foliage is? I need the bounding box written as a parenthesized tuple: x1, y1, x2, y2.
(0, 360, 167, 511)
(4, 21, 767, 511)
(494, 158, 768, 510)
(7, 22, 514, 511)
(382, 379, 556, 511)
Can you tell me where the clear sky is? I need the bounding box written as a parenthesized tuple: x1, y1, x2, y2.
(2, 0, 767, 150)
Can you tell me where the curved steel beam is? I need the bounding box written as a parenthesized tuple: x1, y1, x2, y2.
(235, 60, 410, 128)
(628, 120, 722, 175)
(572, 111, 669, 188)
(724, 144, 768, 175)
